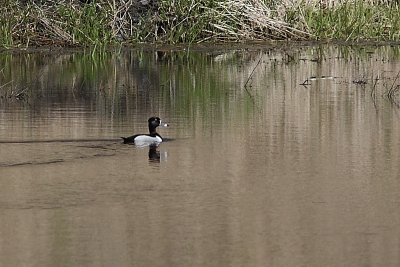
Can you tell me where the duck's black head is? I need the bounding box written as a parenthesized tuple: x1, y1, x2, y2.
(148, 117, 168, 134)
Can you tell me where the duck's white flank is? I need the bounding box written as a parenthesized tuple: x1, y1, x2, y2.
(134, 135, 162, 146)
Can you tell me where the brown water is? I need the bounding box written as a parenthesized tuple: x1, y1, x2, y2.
(1, 45, 400, 267)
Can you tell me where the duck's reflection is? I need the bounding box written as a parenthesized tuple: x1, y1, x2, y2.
(148, 144, 161, 162)
(148, 144, 168, 164)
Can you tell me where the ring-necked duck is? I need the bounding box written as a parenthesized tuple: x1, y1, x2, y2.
(121, 117, 169, 145)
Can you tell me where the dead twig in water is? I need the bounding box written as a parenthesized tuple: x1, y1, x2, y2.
(353, 79, 368, 85)
(386, 71, 400, 107)
(389, 85, 400, 107)
(300, 78, 310, 87)
(0, 83, 28, 101)
(370, 75, 379, 111)
(241, 55, 264, 114)
(244, 55, 262, 89)
(243, 55, 262, 107)
(0, 80, 13, 90)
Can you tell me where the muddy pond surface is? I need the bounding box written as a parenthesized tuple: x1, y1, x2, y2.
(1, 45, 400, 267)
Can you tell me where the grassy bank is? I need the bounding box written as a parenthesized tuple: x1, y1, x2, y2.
(1, 0, 400, 48)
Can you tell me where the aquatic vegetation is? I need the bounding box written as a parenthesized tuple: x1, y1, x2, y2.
(0, 0, 399, 47)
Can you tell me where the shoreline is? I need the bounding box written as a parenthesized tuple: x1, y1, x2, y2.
(2, 40, 400, 54)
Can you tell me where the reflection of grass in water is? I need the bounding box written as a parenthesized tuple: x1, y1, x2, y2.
(4, 46, 400, 118)
(337, 45, 400, 107)
(155, 51, 256, 120)
(1, 49, 256, 120)
(312, 45, 400, 109)
(0, 50, 114, 103)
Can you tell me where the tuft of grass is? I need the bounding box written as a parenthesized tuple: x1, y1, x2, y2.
(296, 1, 400, 41)
(0, 21, 13, 48)
(208, 0, 309, 41)
(56, 2, 114, 46)
(132, 0, 218, 43)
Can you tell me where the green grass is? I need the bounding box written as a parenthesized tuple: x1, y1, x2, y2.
(298, 1, 400, 41)
(133, 1, 218, 43)
(0, 21, 13, 48)
(56, 3, 114, 45)
(1, 0, 400, 48)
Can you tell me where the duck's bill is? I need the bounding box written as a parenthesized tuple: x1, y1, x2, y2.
(160, 121, 169, 128)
